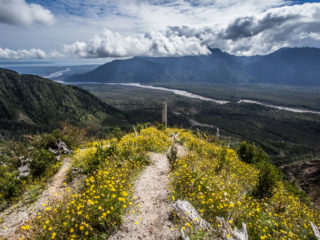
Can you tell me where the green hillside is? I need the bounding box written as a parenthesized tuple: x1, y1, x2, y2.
(0, 68, 128, 136)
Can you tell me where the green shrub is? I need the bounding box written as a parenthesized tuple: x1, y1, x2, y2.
(0, 167, 20, 201)
(215, 147, 227, 174)
(238, 141, 280, 198)
(85, 143, 118, 174)
(167, 146, 178, 168)
(111, 127, 125, 141)
(30, 149, 56, 177)
(135, 122, 152, 134)
(237, 141, 268, 164)
(57, 123, 88, 148)
(156, 122, 166, 130)
(252, 161, 279, 198)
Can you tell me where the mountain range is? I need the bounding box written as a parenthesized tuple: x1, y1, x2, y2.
(66, 47, 320, 86)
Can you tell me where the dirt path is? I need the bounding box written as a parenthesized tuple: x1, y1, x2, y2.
(109, 152, 179, 240)
(0, 157, 72, 239)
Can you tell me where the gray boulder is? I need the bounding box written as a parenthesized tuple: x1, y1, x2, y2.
(18, 164, 30, 178)
(19, 156, 32, 165)
(311, 222, 320, 240)
(171, 200, 212, 231)
(216, 217, 249, 240)
(48, 140, 71, 156)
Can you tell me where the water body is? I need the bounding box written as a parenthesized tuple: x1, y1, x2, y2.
(43, 68, 71, 79)
(238, 100, 320, 115)
(114, 83, 229, 105)
(60, 81, 320, 115)
(116, 83, 320, 114)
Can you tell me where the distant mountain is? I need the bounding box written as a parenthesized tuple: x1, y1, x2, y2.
(66, 48, 249, 84)
(0, 68, 128, 136)
(66, 47, 320, 86)
(248, 47, 320, 85)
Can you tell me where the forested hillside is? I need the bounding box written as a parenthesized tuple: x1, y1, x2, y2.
(0, 68, 128, 137)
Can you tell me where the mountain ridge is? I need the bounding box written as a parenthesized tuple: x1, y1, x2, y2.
(0, 68, 128, 137)
(66, 47, 320, 86)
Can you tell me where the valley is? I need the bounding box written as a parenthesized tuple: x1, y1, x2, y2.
(78, 83, 320, 166)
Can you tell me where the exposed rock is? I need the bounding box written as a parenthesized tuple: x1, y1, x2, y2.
(281, 161, 320, 208)
(180, 228, 190, 240)
(171, 200, 212, 231)
(19, 156, 32, 165)
(216, 217, 249, 240)
(72, 167, 82, 175)
(18, 164, 30, 178)
(48, 148, 59, 154)
(48, 140, 71, 156)
(311, 221, 320, 240)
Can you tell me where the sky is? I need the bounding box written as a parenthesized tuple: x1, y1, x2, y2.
(0, 0, 320, 60)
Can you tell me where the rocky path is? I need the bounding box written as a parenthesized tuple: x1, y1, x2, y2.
(109, 152, 180, 240)
(0, 157, 72, 240)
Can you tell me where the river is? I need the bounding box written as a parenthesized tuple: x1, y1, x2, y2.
(61, 81, 320, 115)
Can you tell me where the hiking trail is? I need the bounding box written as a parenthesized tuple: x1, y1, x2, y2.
(109, 147, 185, 240)
(0, 157, 72, 240)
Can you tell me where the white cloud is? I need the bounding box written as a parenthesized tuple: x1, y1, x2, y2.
(0, 0, 55, 26)
(217, 3, 320, 55)
(163, 2, 320, 56)
(1, 1, 320, 58)
(61, 29, 210, 58)
(0, 47, 46, 59)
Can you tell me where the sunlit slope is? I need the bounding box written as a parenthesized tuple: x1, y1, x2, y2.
(170, 129, 320, 239)
(20, 127, 319, 240)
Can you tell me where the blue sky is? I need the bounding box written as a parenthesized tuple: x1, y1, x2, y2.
(1, 0, 320, 59)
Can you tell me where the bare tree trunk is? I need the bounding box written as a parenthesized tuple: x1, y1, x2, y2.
(162, 102, 167, 128)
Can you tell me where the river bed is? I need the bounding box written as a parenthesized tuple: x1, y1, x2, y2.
(61, 81, 320, 115)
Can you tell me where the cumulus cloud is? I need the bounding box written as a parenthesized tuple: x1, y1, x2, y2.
(0, 0, 55, 26)
(218, 3, 320, 55)
(220, 13, 300, 40)
(61, 29, 210, 58)
(0, 47, 47, 59)
(1, 1, 320, 59)
(165, 2, 320, 55)
(41, 1, 320, 58)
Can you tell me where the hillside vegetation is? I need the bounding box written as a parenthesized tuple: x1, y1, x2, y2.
(0, 125, 88, 208)
(0, 68, 128, 137)
(12, 127, 319, 240)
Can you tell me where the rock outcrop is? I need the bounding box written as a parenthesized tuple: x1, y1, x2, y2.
(216, 217, 249, 240)
(171, 200, 212, 231)
(18, 156, 32, 178)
